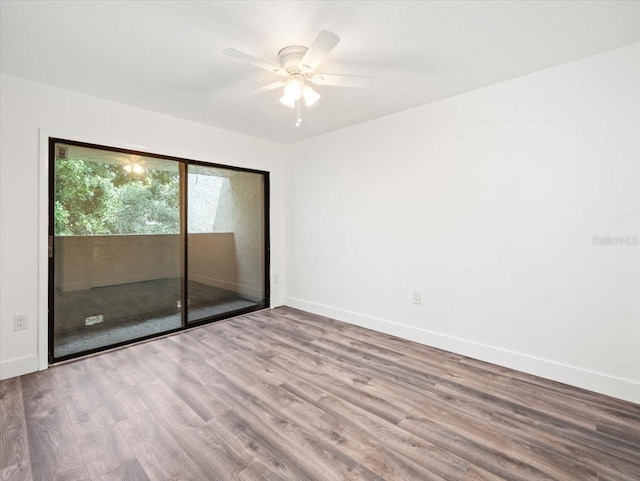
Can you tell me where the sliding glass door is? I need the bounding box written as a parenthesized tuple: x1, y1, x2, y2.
(187, 164, 266, 324)
(49, 139, 269, 362)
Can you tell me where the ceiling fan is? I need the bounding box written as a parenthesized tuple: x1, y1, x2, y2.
(223, 30, 371, 126)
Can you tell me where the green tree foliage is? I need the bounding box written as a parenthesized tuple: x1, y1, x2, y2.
(55, 158, 179, 235)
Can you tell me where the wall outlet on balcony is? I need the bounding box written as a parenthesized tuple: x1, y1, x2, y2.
(13, 314, 27, 331)
(274, 274, 280, 284)
(412, 291, 422, 305)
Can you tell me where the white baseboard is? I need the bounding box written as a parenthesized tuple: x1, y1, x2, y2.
(283, 297, 640, 404)
(0, 354, 40, 380)
(270, 296, 285, 308)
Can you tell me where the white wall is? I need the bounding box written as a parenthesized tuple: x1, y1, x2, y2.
(284, 43, 640, 403)
(0, 73, 286, 379)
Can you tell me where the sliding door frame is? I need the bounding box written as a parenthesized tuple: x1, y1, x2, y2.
(47, 137, 270, 364)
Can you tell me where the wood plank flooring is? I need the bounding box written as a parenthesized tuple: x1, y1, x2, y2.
(1, 306, 639, 481)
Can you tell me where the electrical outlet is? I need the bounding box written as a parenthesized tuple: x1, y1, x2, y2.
(274, 274, 280, 284)
(412, 292, 421, 305)
(13, 314, 27, 331)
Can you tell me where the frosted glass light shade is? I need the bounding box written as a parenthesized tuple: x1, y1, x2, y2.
(279, 95, 296, 108)
(302, 84, 320, 106)
(283, 77, 303, 100)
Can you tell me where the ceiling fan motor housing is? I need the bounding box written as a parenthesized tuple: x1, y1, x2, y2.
(278, 46, 310, 73)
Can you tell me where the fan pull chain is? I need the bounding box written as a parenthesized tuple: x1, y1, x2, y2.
(295, 100, 302, 127)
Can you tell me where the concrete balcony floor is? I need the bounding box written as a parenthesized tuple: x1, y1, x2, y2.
(53, 278, 259, 358)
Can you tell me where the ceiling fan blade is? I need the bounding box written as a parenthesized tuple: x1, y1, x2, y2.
(248, 81, 287, 96)
(300, 30, 340, 72)
(309, 74, 371, 89)
(223, 48, 287, 76)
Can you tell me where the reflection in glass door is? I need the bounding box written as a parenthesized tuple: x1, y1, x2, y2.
(49, 139, 269, 362)
(187, 164, 267, 324)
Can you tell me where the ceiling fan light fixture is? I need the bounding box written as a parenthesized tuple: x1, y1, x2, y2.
(302, 84, 320, 107)
(279, 94, 296, 108)
(225, 30, 372, 127)
(283, 77, 303, 101)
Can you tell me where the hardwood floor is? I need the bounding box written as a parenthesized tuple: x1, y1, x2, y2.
(1, 306, 639, 480)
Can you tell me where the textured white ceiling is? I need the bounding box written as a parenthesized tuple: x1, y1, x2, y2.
(2, 1, 640, 144)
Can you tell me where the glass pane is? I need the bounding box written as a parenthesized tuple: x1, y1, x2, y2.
(187, 164, 265, 323)
(52, 142, 183, 358)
